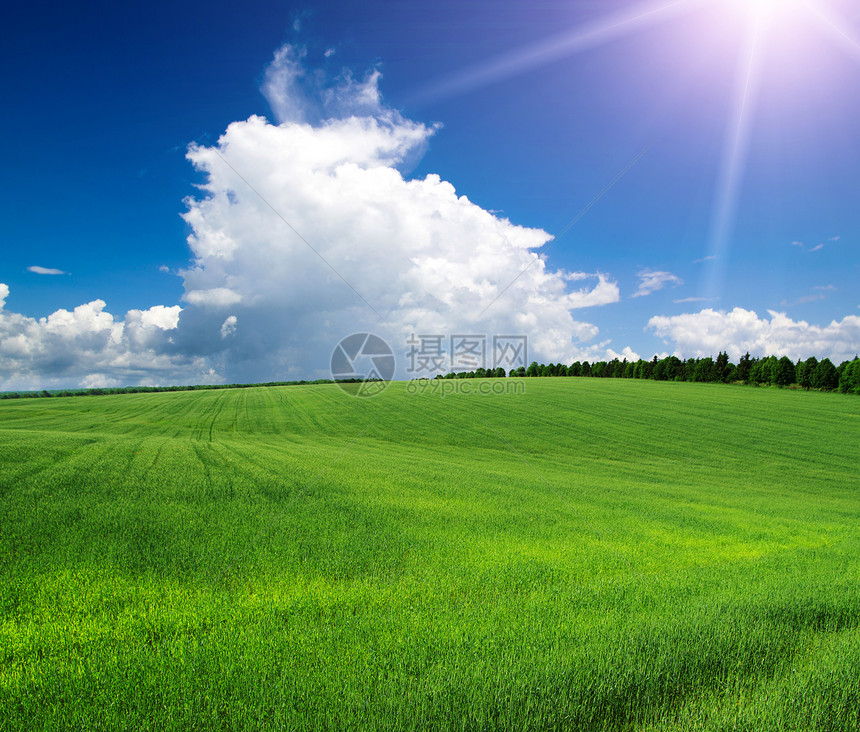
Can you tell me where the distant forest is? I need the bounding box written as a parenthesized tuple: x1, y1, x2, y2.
(439, 353, 860, 395)
(0, 378, 356, 400)
(3, 355, 860, 400)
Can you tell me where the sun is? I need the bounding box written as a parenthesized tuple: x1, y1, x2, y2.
(742, 0, 803, 20)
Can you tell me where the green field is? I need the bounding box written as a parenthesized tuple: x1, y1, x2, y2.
(1, 379, 859, 730)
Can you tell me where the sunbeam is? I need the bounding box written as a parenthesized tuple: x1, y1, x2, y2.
(702, 14, 767, 302)
(408, 0, 706, 106)
(743, 0, 803, 19)
(805, 1, 860, 59)
(702, 0, 859, 301)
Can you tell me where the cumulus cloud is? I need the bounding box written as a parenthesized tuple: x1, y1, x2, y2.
(0, 287, 212, 390)
(174, 45, 622, 380)
(28, 266, 68, 275)
(565, 273, 620, 309)
(632, 269, 682, 298)
(648, 307, 860, 362)
(0, 45, 626, 389)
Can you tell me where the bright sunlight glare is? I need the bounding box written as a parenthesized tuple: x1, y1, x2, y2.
(742, 0, 803, 19)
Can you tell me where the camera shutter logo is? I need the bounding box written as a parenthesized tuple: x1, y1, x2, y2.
(330, 333, 395, 397)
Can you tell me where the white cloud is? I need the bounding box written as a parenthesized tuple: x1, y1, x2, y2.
(261, 45, 309, 124)
(0, 46, 627, 389)
(632, 269, 682, 298)
(184, 288, 243, 308)
(0, 287, 206, 390)
(692, 255, 716, 264)
(674, 297, 715, 304)
(0, 283, 8, 309)
(793, 237, 839, 253)
(566, 273, 620, 309)
(782, 294, 824, 306)
(138, 305, 182, 330)
(648, 307, 860, 362)
(174, 46, 622, 379)
(609, 345, 641, 362)
(781, 285, 837, 307)
(28, 266, 68, 275)
(220, 315, 238, 338)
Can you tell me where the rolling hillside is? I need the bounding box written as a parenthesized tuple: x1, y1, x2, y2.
(1, 379, 859, 730)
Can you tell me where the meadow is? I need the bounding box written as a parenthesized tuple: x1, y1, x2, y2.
(1, 378, 858, 730)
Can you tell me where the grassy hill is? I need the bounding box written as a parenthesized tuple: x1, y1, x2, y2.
(1, 379, 859, 730)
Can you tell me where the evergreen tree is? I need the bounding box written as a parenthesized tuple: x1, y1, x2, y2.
(693, 357, 715, 383)
(838, 359, 860, 395)
(663, 356, 683, 381)
(773, 356, 795, 387)
(715, 351, 730, 382)
(736, 352, 753, 382)
(812, 358, 838, 391)
(797, 356, 818, 390)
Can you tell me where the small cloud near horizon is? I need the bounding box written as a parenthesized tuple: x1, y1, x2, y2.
(632, 269, 682, 298)
(780, 285, 837, 307)
(674, 296, 715, 304)
(692, 255, 716, 264)
(28, 266, 68, 276)
(793, 236, 839, 253)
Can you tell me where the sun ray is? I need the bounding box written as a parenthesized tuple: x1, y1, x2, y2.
(702, 15, 767, 301)
(408, 0, 707, 106)
(804, 1, 860, 60)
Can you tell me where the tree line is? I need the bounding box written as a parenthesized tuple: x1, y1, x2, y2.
(0, 378, 361, 400)
(437, 354, 860, 395)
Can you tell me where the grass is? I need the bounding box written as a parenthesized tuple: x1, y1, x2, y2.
(1, 378, 859, 730)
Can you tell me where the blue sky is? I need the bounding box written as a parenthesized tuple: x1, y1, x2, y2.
(1, 0, 859, 389)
